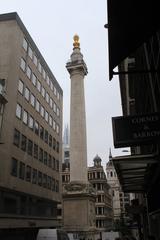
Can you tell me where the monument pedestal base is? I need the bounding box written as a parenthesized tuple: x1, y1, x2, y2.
(63, 181, 96, 240)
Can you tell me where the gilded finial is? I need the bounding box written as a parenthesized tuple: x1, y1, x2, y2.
(73, 34, 80, 48)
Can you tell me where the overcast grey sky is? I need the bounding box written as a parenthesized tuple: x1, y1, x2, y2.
(1, 0, 127, 166)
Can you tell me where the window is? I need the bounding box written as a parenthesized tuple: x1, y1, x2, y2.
(43, 174, 47, 188)
(36, 100, 40, 112)
(56, 142, 59, 153)
(18, 79, 24, 94)
(49, 135, 52, 147)
(56, 160, 59, 171)
(42, 69, 46, 79)
(38, 62, 42, 73)
(53, 102, 56, 113)
(33, 55, 38, 66)
(19, 162, 25, 180)
(16, 103, 22, 119)
(46, 92, 49, 103)
(40, 126, 44, 140)
(20, 58, 26, 72)
(22, 38, 28, 51)
(50, 81, 53, 91)
(24, 87, 30, 101)
(30, 93, 35, 107)
(47, 176, 51, 189)
(13, 129, 20, 147)
(55, 180, 59, 192)
(34, 121, 39, 135)
(40, 106, 44, 118)
(23, 110, 28, 125)
(53, 138, 56, 150)
(57, 107, 60, 117)
(57, 91, 60, 100)
(39, 148, 43, 162)
(34, 143, 38, 159)
(41, 87, 45, 98)
(26, 66, 32, 79)
(49, 98, 53, 108)
(32, 169, 37, 184)
(56, 124, 60, 135)
(27, 139, 33, 156)
(53, 120, 56, 131)
(21, 134, 27, 151)
(48, 154, 52, 168)
(52, 157, 55, 170)
(44, 130, 48, 144)
(38, 171, 42, 186)
(28, 47, 33, 59)
(45, 111, 49, 122)
(51, 178, 55, 191)
(11, 158, 18, 177)
(26, 165, 31, 182)
(44, 151, 48, 165)
(32, 73, 37, 86)
(54, 86, 57, 96)
(49, 115, 53, 127)
(28, 115, 34, 130)
(37, 80, 41, 92)
(46, 76, 50, 85)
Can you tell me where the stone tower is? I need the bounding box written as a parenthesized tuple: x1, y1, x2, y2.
(63, 35, 96, 240)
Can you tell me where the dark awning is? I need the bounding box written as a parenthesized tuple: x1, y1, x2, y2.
(107, 0, 160, 79)
(112, 154, 158, 193)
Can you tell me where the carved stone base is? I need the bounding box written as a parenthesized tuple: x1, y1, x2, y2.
(63, 181, 96, 238)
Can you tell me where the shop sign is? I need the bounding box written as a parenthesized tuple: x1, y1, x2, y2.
(112, 112, 160, 147)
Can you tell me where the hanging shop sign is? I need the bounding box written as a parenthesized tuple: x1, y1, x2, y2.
(112, 112, 160, 148)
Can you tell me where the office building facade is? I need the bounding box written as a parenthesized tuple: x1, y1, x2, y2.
(0, 12, 63, 232)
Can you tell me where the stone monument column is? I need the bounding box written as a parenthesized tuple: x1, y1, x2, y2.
(63, 35, 96, 240)
(67, 34, 88, 183)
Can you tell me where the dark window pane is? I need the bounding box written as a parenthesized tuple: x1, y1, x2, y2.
(64, 151, 69, 158)
(21, 134, 27, 151)
(43, 174, 47, 188)
(11, 158, 18, 177)
(53, 138, 56, 150)
(34, 144, 38, 159)
(26, 165, 31, 182)
(56, 160, 59, 172)
(47, 176, 51, 189)
(39, 148, 43, 162)
(44, 130, 48, 144)
(49, 135, 52, 147)
(19, 162, 25, 179)
(32, 169, 37, 184)
(38, 171, 42, 186)
(52, 157, 55, 170)
(55, 180, 59, 192)
(35, 121, 39, 135)
(40, 126, 44, 140)
(48, 154, 52, 168)
(32, 168, 37, 184)
(13, 129, 20, 147)
(44, 151, 48, 165)
(51, 178, 55, 191)
(27, 139, 33, 156)
(56, 141, 59, 153)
